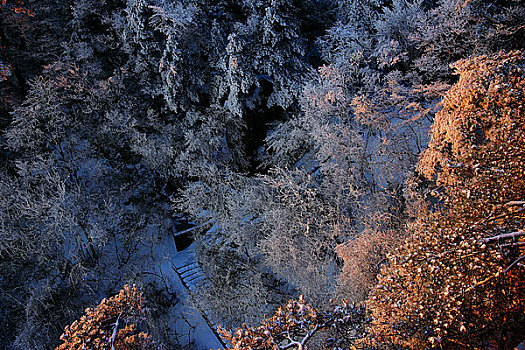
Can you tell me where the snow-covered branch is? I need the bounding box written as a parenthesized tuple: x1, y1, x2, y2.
(484, 231, 525, 243)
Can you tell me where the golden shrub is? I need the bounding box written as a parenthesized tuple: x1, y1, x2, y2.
(56, 284, 160, 350)
(366, 51, 525, 349)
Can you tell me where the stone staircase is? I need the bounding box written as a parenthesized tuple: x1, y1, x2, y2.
(169, 233, 224, 346)
(174, 261, 212, 292)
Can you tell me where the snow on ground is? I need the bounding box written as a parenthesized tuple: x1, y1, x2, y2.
(149, 231, 224, 350)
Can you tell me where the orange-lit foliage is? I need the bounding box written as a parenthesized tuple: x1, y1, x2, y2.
(366, 51, 525, 349)
(350, 95, 387, 130)
(218, 296, 364, 350)
(0, 61, 12, 81)
(0, 0, 34, 16)
(336, 223, 401, 302)
(56, 285, 160, 350)
(0, 0, 33, 81)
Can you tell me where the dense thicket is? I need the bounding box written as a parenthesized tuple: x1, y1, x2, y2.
(1, 0, 524, 349)
(215, 49, 525, 350)
(367, 50, 525, 349)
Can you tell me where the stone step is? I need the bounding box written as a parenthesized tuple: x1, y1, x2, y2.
(180, 268, 201, 279)
(185, 274, 205, 284)
(180, 266, 200, 275)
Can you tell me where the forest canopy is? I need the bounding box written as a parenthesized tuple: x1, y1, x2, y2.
(0, 0, 524, 349)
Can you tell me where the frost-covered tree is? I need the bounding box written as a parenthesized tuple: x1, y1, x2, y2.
(145, 0, 338, 324)
(218, 296, 366, 350)
(414, 0, 525, 82)
(0, 1, 181, 348)
(257, 168, 349, 303)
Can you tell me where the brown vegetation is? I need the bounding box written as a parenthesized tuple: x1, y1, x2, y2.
(366, 51, 525, 349)
(56, 285, 161, 350)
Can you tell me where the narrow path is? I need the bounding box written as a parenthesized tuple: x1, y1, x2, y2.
(151, 232, 224, 350)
